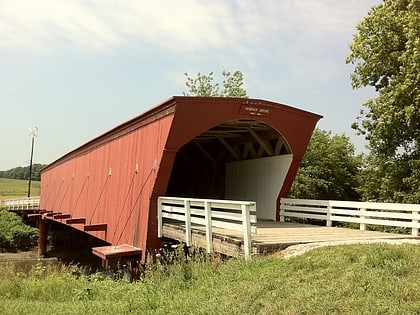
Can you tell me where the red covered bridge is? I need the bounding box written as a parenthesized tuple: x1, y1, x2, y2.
(38, 96, 322, 263)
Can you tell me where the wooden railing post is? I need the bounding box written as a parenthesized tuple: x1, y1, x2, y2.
(279, 198, 285, 222)
(326, 201, 332, 227)
(359, 208, 366, 231)
(184, 199, 192, 246)
(157, 197, 163, 238)
(412, 210, 419, 236)
(241, 204, 251, 259)
(204, 201, 213, 254)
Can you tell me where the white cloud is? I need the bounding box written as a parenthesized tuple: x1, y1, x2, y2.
(0, 0, 379, 55)
(0, 0, 227, 53)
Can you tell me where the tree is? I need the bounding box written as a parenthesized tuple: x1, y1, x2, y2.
(183, 70, 247, 97)
(289, 129, 361, 201)
(346, 0, 419, 202)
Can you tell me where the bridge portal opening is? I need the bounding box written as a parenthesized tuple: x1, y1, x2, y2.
(166, 119, 292, 220)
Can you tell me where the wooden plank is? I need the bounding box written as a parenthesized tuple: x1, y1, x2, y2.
(157, 197, 163, 238)
(27, 213, 42, 221)
(161, 200, 256, 212)
(281, 211, 328, 221)
(66, 217, 86, 224)
(210, 219, 247, 232)
(241, 143, 251, 159)
(330, 200, 420, 211)
(358, 210, 420, 220)
(282, 205, 328, 214)
(53, 214, 71, 220)
(84, 223, 107, 232)
(330, 216, 361, 224)
(193, 141, 217, 165)
(330, 208, 420, 221)
(184, 199, 192, 246)
(92, 244, 141, 260)
(247, 127, 273, 156)
(160, 196, 255, 206)
(204, 201, 213, 253)
(281, 198, 330, 206)
(45, 212, 61, 217)
(163, 216, 257, 233)
(162, 224, 245, 258)
(163, 212, 192, 222)
(217, 136, 240, 160)
(330, 208, 362, 216)
(241, 204, 252, 259)
(248, 142, 257, 158)
(274, 137, 286, 155)
(358, 218, 420, 229)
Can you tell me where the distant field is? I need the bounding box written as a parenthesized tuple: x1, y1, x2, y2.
(0, 178, 40, 201)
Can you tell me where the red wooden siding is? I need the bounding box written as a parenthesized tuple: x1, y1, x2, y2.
(41, 103, 175, 252)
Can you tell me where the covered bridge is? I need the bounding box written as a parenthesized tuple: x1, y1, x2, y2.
(39, 96, 322, 263)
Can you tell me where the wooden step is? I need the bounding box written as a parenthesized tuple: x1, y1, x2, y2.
(66, 217, 86, 224)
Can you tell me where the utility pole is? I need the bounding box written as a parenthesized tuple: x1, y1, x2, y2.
(28, 127, 38, 198)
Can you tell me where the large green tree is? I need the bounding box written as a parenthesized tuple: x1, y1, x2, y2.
(289, 129, 361, 201)
(183, 70, 247, 97)
(346, 0, 419, 203)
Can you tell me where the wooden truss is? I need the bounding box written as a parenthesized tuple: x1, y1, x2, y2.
(192, 120, 290, 162)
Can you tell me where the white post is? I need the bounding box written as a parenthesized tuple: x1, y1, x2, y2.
(360, 208, 366, 231)
(279, 198, 285, 222)
(241, 204, 252, 260)
(184, 199, 192, 246)
(157, 197, 163, 238)
(204, 201, 213, 254)
(326, 201, 332, 227)
(412, 210, 419, 236)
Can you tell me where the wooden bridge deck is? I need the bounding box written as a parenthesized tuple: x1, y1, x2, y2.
(162, 221, 420, 258)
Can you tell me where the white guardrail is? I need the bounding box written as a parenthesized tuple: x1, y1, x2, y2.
(1, 196, 41, 211)
(280, 198, 420, 236)
(157, 196, 257, 259)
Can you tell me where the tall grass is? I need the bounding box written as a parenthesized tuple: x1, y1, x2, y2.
(0, 244, 419, 314)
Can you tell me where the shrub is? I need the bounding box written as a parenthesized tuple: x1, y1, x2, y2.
(0, 211, 38, 252)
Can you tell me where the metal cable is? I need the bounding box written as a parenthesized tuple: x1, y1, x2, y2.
(72, 174, 89, 211)
(115, 167, 155, 245)
(88, 173, 111, 225)
(110, 171, 137, 244)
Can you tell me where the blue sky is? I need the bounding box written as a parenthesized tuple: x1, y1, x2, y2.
(0, 0, 380, 170)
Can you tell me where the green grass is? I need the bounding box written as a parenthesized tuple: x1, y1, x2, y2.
(0, 244, 419, 314)
(0, 178, 40, 200)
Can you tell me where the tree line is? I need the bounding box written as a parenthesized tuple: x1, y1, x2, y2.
(0, 164, 47, 181)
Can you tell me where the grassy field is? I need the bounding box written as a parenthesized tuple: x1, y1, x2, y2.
(0, 178, 40, 201)
(0, 243, 419, 314)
